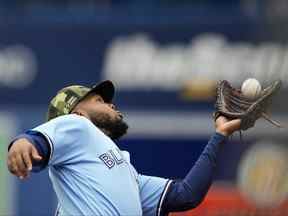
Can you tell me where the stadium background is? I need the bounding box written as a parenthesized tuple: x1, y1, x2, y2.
(0, 0, 288, 215)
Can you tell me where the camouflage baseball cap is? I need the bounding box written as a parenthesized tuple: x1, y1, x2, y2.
(47, 80, 115, 121)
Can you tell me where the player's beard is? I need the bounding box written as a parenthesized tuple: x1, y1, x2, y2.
(88, 112, 128, 140)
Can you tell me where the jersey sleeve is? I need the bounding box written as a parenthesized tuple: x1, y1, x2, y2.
(138, 174, 172, 216)
(31, 114, 91, 166)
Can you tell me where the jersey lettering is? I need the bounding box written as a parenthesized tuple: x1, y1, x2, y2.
(99, 149, 124, 169)
(99, 153, 115, 169)
(109, 149, 124, 165)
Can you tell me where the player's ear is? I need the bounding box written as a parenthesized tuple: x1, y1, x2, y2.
(71, 99, 91, 118)
(71, 107, 85, 117)
(72, 111, 82, 116)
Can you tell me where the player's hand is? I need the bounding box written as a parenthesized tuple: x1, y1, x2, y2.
(7, 138, 42, 179)
(215, 116, 241, 137)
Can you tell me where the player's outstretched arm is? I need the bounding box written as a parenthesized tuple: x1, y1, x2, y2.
(7, 138, 43, 179)
(159, 116, 241, 214)
(7, 130, 52, 179)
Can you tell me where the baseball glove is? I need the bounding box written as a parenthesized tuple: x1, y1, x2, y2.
(214, 80, 282, 130)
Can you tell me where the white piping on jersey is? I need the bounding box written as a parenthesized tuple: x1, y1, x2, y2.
(157, 180, 172, 216)
(54, 203, 60, 216)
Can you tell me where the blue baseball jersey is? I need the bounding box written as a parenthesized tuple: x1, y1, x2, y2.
(32, 114, 170, 216)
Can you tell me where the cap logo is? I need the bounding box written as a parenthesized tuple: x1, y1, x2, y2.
(66, 96, 78, 108)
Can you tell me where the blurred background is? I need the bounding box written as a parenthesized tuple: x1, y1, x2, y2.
(0, 0, 288, 215)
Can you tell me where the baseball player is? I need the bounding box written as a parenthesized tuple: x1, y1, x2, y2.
(7, 80, 241, 216)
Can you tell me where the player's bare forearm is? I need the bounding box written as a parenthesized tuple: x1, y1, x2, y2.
(215, 116, 241, 137)
(7, 138, 42, 179)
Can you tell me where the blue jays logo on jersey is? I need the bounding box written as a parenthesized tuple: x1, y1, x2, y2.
(99, 148, 124, 169)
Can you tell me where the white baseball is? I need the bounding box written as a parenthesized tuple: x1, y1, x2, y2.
(241, 78, 262, 100)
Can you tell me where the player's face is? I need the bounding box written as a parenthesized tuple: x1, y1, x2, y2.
(78, 94, 128, 140)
